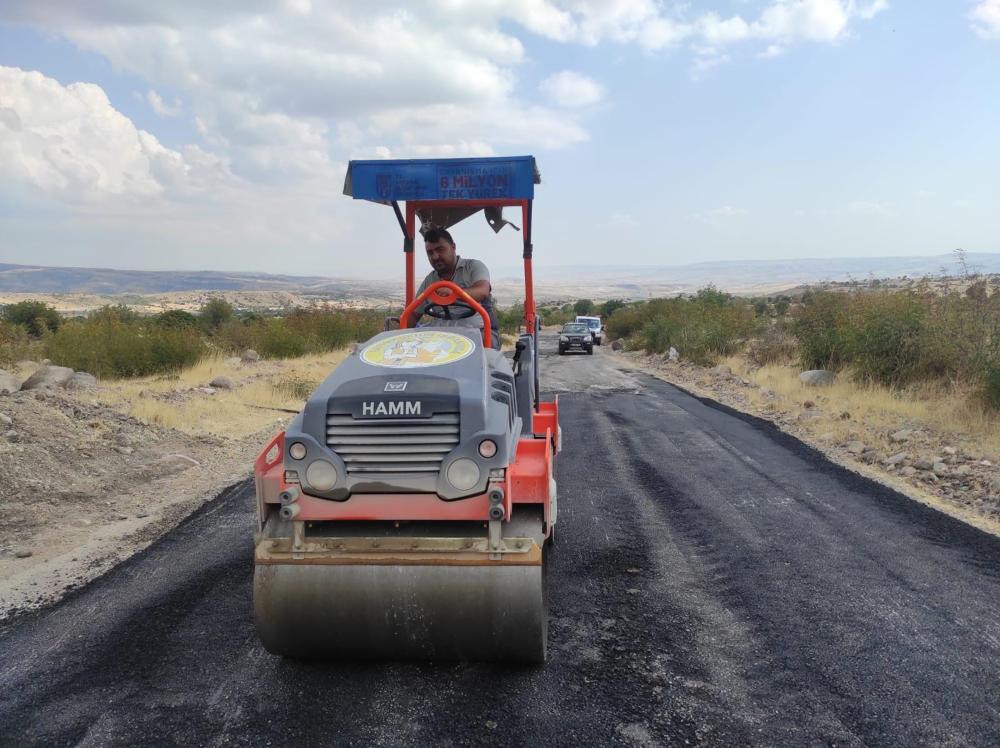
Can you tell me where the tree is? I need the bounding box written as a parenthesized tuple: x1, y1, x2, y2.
(2, 300, 62, 337)
(90, 304, 139, 324)
(155, 309, 199, 329)
(573, 298, 595, 316)
(199, 299, 235, 329)
(600, 299, 627, 318)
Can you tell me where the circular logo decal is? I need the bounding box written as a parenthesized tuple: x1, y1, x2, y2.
(360, 330, 476, 369)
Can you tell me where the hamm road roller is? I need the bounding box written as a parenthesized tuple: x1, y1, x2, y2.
(252, 156, 560, 662)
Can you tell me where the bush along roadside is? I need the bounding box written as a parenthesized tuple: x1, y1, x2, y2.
(609, 279, 1000, 410)
(0, 301, 386, 379)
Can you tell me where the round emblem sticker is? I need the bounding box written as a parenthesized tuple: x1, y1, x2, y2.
(360, 330, 476, 369)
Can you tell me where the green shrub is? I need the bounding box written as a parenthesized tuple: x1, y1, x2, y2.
(792, 292, 851, 370)
(45, 318, 205, 378)
(154, 309, 199, 329)
(607, 289, 754, 365)
(199, 299, 235, 330)
(89, 304, 139, 324)
(847, 292, 927, 385)
(573, 299, 595, 316)
(0, 320, 41, 365)
(605, 304, 647, 340)
(212, 309, 382, 359)
(600, 299, 627, 318)
(2, 300, 62, 336)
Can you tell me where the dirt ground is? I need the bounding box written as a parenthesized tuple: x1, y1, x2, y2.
(0, 353, 346, 619)
(611, 348, 1000, 539)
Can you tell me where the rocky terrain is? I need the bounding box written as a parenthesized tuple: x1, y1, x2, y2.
(0, 354, 321, 619)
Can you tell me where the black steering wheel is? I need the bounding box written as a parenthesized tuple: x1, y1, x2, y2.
(424, 301, 479, 320)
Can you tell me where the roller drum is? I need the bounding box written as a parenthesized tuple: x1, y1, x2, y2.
(254, 560, 546, 662)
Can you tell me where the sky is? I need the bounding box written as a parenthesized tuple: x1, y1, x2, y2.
(0, 0, 998, 279)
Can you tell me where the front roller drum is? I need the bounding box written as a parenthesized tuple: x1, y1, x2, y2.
(254, 556, 546, 663)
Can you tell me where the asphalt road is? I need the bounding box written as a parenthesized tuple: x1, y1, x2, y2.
(3, 334, 1000, 746)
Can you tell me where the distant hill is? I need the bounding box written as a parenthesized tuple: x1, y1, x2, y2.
(0, 263, 396, 298)
(1, 253, 997, 302)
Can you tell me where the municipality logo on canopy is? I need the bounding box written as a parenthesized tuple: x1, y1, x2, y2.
(361, 330, 475, 368)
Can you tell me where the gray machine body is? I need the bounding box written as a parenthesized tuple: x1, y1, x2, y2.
(282, 327, 537, 501)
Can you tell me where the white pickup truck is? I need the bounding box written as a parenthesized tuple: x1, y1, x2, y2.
(574, 315, 603, 345)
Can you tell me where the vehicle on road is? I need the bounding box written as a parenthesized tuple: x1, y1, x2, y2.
(575, 315, 603, 345)
(559, 322, 594, 355)
(251, 156, 560, 663)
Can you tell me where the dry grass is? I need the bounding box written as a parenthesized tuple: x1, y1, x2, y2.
(720, 355, 1000, 458)
(92, 351, 348, 438)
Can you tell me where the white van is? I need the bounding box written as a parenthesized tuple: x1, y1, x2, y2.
(574, 315, 603, 345)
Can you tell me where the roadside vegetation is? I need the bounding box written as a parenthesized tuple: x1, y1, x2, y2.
(607, 275, 1000, 411)
(497, 298, 628, 333)
(0, 299, 383, 379)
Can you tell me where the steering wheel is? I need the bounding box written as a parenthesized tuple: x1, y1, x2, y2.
(401, 281, 493, 348)
(424, 300, 478, 320)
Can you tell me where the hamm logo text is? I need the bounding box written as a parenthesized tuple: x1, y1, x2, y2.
(362, 401, 422, 416)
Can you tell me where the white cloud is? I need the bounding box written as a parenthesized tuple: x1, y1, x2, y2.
(146, 89, 180, 117)
(606, 211, 638, 228)
(0, 66, 228, 201)
(696, 206, 749, 220)
(540, 70, 604, 107)
(708, 206, 749, 217)
(758, 44, 785, 58)
(846, 200, 891, 216)
(970, 0, 1000, 38)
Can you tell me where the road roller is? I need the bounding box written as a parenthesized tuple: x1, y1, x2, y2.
(252, 156, 560, 662)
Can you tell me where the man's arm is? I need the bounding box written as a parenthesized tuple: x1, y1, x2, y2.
(463, 259, 491, 302)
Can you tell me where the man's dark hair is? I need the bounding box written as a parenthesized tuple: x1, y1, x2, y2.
(423, 227, 454, 246)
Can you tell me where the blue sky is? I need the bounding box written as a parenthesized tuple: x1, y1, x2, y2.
(0, 1, 998, 278)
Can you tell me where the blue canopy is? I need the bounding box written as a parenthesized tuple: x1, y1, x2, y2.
(344, 156, 540, 203)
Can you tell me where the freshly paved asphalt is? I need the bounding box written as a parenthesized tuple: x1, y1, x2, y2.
(2, 337, 1000, 746)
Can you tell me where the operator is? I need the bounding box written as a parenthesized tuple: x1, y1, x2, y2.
(416, 226, 501, 350)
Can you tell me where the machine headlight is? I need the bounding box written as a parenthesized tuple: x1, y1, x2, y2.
(289, 442, 307, 460)
(305, 460, 338, 491)
(478, 439, 498, 458)
(559, 335, 569, 342)
(446, 458, 481, 491)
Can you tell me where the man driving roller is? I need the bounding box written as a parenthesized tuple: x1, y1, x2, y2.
(416, 227, 501, 349)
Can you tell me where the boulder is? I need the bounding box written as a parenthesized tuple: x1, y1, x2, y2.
(885, 452, 909, 466)
(209, 376, 235, 390)
(932, 462, 949, 477)
(711, 364, 732, 376)
(914, 458, 934, 471)
(667, 346, 679, 362)
(611, 339, 624, 352)
(20, 365, 74, 391)
(845, 441, 867, 455)
(241, 349, 260, 363)
(799, 370, 835, 387)
(66, 372, 98, 390)
(900, 466, 918, 477)
(0, 370, 19, 394)
(889, 429, 914, 443)
(0, 413, 11, 426)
